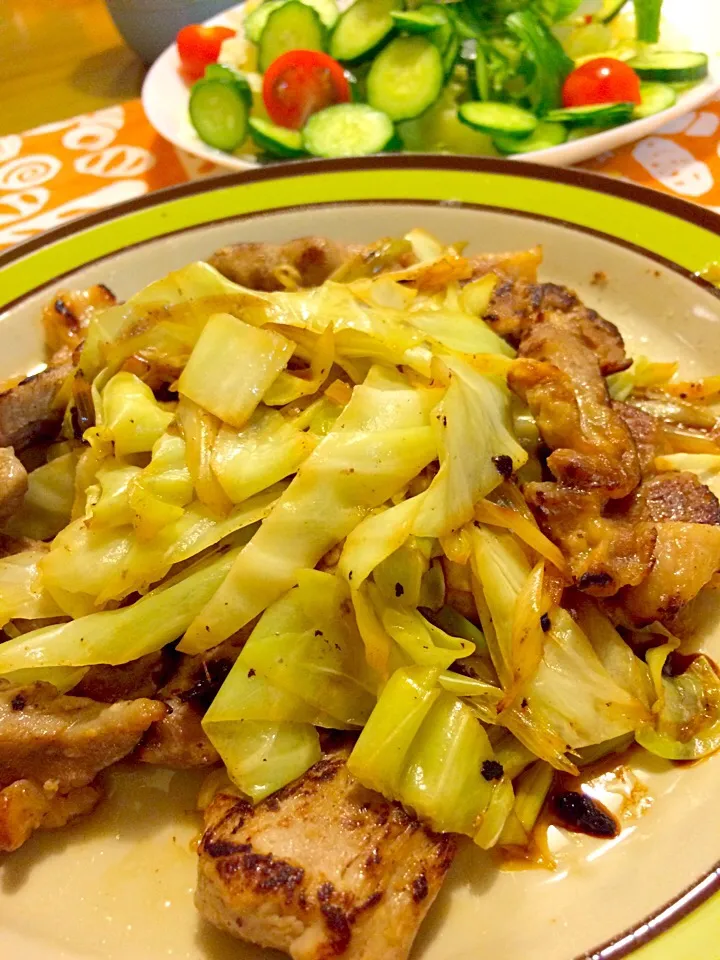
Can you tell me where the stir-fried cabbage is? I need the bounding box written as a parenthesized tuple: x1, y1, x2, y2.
(2, 451, 77, 541)
(178, 312, 294, 427)
(636, 654, 720, 761)
(412, 357, 528, 537)
(348, 665, 513, 842)
(181, 366, 437, 652)
(6, 230, 720, 860)
(0, 546, 241, 675)
(204, 570, 377, 799)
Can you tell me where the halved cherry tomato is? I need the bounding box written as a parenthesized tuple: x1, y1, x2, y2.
(177, 25, 236, 81)
(262, 50, 351, 130)
(562, 57, 641, 107)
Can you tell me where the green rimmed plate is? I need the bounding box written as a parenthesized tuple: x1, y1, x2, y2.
(1, 157, 720, 960)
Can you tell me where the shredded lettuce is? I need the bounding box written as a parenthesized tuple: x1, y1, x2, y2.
(607, 355, 678, 402)
(204, 570, 377, 798)
(516, 607, 651, 754)
(40, 485, 282, 610)
(338, 494, 428, 589)
(497, 760, 554, 849)
(176, 396, 232, 514)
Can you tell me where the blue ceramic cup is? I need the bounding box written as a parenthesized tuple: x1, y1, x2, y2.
(105, 0, 237, 65)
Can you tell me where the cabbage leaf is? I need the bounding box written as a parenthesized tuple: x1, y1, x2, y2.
(0, 545, 242, 674)
(178, 312, 294, 427)
(181, 366, 437, 653)
(413, 357, 527, 537)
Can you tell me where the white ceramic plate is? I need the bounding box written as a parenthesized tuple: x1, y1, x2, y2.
(1, 158, 720, 960)
(141, 0, 720, 170)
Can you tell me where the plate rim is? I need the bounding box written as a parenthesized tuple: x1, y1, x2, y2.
(1, 155, 720, 960)
(139, 0, 720, 172)
(2, 154, 720, 274)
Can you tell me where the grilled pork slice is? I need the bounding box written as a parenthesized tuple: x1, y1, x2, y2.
(73, 651, 173, 703)
(209, 237, 365, 291)
(42, 284, 116, 356)
(197, 754, 457, 960)
(0, 680, 166, 791)
(0, 362, 74, 452)
(0, 778, 101, 852)
(612, 401, 671, 476)
(0, 447, 27, 522)
(600, 473, 720, 628)
(511, 309, 640, 498)
(484, 279, 631, 377)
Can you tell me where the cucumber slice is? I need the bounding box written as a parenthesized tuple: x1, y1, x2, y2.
(366, 36, 444, 121)
(189, 78, 250, 152)
(545, 100, 634, 126)
(415, 4, 454, 56)
(329, 0, 400, 64)
(458, 101, 538, 137)
(390, 10, 439, 34)
(245, 0, 338, 43)
(258, 1, 325, 73)
(203, 64, 253, 108)
(493, 120, 567, 154)
(633, 82, 677, 120)
(565, 124, 615, 141)
(303, 103, 395, 156)
(627, 50, 709, 84)
(249, 118, 306, 156)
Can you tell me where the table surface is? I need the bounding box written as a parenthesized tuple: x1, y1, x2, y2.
(0, 0, 145, 137)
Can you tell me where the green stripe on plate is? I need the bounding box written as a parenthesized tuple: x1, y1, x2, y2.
(2, 168, 718, 306)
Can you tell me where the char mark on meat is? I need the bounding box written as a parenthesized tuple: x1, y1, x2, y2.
(196, 753, 456, 959)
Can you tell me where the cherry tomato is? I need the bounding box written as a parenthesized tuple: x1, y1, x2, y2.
(262, 50, 351, 130)
(562, 57, 641, 107)
(177, 25, 236, 81)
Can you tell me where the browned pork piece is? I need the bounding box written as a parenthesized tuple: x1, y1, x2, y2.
(209, 237, 365, 291)
(0, 447, 27, 522)
(136, 632, 250, 768)
(0, 362, 73, 452)
(508, 298, 720, 618)
(42, 284, 116, 357)
(0, 283, 117, 452)
(507, 300, 650, 596)
(0, 778, 101, 852)
(602, 472, 720, 629)
(0, 680, 166, 851)
(72, 651, 173, 703)
(197, 752, 456, 960)
(483, 278, 631, 377)
(612, 401, 671, 475)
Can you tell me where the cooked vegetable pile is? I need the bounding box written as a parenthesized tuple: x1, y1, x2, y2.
(3, 230, 720, 858)
(178, 0, 709, 159)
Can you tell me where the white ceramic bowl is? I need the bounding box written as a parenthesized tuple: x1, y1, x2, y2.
(141, 0, 720, 170)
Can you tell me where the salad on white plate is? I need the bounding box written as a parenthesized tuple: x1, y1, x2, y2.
(142, 0, 720, 167)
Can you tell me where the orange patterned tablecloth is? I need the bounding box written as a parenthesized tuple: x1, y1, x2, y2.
(1, 94, 719, 252)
